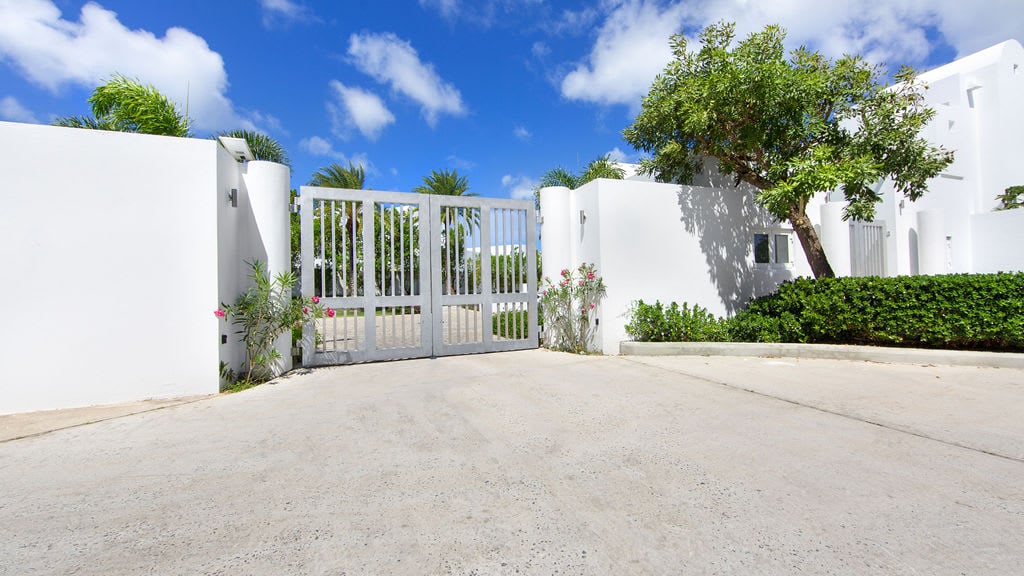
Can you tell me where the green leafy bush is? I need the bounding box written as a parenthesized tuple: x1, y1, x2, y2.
(493, 309, 529, 340)
(625, 300, 730, 342)
(625, 274, 1024, 352)
(731, 273, 1024, 351)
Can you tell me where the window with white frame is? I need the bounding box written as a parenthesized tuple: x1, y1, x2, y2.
(753, 231, 792, 265)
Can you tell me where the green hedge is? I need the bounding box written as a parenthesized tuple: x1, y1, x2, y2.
(493, 310, 529, 340)
(627, 273, 1024, 352)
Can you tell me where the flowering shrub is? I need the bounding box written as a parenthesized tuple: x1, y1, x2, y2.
(539, 263, 607, 353)
(216, 260, 325, 386)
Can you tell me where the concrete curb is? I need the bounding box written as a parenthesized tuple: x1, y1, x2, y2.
(619, 341, 1024, 369)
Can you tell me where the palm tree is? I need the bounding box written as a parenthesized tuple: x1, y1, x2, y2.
(580, 155, 626, 182)
(53, 74, 191, 137)
(309, 162, 366, 189)
(217, 129, 290, 165)
(412, 168, 476, 198)
(533, 154, 626, 208)
(413, 169, 480, 294)
(307, 162, 367, 296)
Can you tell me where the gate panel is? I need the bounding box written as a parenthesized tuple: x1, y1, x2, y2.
(301, 188, 536, 366)
(301, 189, 432, 366)
(850, 221, 887, 277)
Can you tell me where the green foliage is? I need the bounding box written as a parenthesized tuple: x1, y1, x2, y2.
(217, 129, 290, 165)
(413, 168, 477, 197)
(493, 309, 529, 340)
(220, 260, 325, 386)
(54, 74, 192, 137)
(533, 155, 626, 208)
(625, 301, 730, 342)
(730, 274, 1024, 351)
(540, 263, 607, 353)
(310, 162, 366, 189)
(623, 22, 953, 278)
(996, 185, 1024, 211)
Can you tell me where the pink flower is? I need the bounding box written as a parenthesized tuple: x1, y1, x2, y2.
(589, 303, 596, 309)
(541, 290, 547, 296)
(560, 279, 569, 287)
(561, 269, 570, 278)
(311, 296, 321, 304)
(578, 280, 584, 286)
(302, 306, 310, 315)
(214, 309, 226, 318)
(326, 308, 336, 318)
(586, 271, 595, 280)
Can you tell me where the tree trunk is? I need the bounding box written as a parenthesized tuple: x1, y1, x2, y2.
(788, 206, 835, 279)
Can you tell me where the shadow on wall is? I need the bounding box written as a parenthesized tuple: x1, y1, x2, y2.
(676, 178, 792, 315)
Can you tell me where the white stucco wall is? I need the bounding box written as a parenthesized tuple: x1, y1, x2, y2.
(542, 178, 815, 355)
(971, 209, 1024, 273)
(0, 122, 291, 414)
(870, 40, 1024, 276)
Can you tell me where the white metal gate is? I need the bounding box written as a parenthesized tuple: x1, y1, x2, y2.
(850, 221, 887, 277)
(299, 188, 537, 366)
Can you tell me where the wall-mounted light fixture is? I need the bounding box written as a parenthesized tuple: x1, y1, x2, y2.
(579, 210, 587, 225)
(217, 136, 255, 162)
(228, 188, 238, 208)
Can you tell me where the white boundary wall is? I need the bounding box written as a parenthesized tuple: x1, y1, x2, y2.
(0, 122, 290, 414)
(541, 178, 817, 355)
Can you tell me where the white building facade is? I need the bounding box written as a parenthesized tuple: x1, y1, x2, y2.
(541, 40, 1024, 355)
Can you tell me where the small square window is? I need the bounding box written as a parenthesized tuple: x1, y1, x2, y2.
(754, 231, 792, 265)
(754, 233, 770, 264)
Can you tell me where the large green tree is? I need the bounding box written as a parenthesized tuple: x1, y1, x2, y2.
(623, 22, 953, 278)
(54, 74, 192, 137)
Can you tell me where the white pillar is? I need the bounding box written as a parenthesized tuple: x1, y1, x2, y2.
(241, 160, 293, 374)
(917, 210, 946, 275)
(819, 201, 852, 277)
(539, 186, 572, 285)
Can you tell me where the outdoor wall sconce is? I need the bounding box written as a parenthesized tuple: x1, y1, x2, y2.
(228, 188, 238, 208)
(579, 210, 587, 225)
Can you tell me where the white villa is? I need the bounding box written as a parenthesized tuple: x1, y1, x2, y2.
(541, 40, 1024, 355)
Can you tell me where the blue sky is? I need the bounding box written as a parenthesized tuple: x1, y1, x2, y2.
(1, 0, 1021, 198)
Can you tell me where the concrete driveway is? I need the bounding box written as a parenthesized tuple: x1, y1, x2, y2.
(1, 350, 1022, 575)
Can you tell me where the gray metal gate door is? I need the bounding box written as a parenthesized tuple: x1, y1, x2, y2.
(300, 187, 537, 366)
(850, 221, 887, 277)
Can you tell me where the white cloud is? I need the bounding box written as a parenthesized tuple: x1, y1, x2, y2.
(531, 41, 550, 58)
(419, 0, 545, 26)
(328, 80, 395, 140)
(447, 155, 475, 171)
(513, 126, 531, 141)
(606, 146, 628, 163)
(561, 1, 686, 108)
(0, 0, 257, 132)
(299, 135, 373, 172)
(257, 0, 314, 28)
(561, 0, 1024, 108)
(501, 174, 538, 200)
(0, 96, 39, 123)
(348, 32, 465, 126)
(418, 0, 460, 20)
(692, 0, 1024, 63)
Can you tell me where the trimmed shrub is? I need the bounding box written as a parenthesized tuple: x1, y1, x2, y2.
(731, 273, 1024, 351)
(625, 300, 730, 342)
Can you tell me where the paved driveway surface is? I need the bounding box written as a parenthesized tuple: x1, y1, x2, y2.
(1, 350, 1022, 575)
